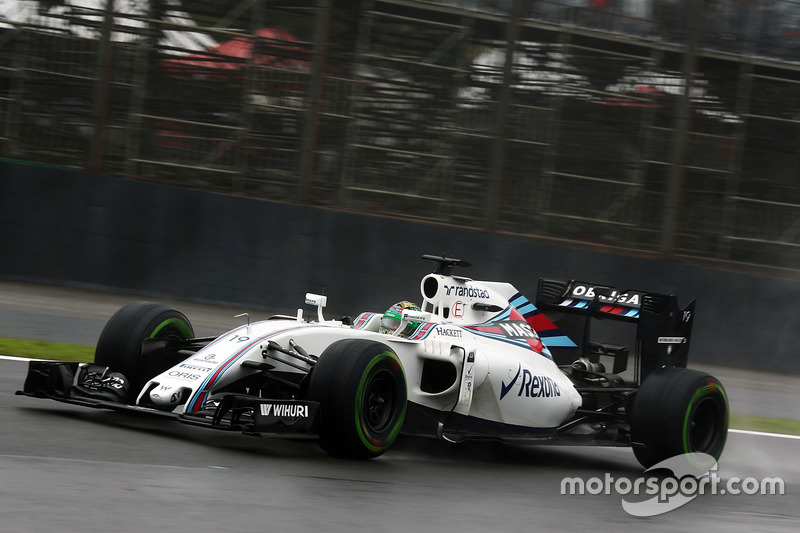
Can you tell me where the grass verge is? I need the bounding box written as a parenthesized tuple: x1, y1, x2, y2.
(0, 338, 94, 363)
(729, 413, 800, 437)
(2, 339, 799, 436)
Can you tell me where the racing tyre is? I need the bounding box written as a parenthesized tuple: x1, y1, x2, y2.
(307, 339, 407, 459)
(630, 367, 728, 468)
(94, 302, 194, 401)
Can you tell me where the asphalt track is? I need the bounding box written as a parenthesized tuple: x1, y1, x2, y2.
(1, 281, 798, 531)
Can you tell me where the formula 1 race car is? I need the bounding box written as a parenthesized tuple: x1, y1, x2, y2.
(18, 254, 729, 467)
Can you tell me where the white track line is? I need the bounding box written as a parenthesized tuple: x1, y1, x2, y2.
(728, 428, 800, 440)
(0, 355, 39, 362)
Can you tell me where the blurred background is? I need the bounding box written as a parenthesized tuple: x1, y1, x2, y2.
(2, 1, 800, 373)
(2, 0, 800, 270)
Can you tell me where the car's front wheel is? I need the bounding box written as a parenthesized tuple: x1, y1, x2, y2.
(94, 302, 194, 401)
(307, 339, 407, 459)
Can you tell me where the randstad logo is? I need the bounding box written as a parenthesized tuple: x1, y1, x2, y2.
(560, 452, 784, 517)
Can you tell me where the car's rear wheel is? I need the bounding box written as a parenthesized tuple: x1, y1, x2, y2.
(95, 302, 194, 401)
(307, 339, 407, 459)
(629, 366, 728, 468)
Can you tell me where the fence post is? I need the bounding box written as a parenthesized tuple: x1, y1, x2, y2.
(339, 1, 375, 206)
(236, 0, 266, 192)
(661, 0, 707, 255)
(4, 24, 25, 158)
(300, 0, 333, 203)
(125, 1, 158, 176)
(486, 0, 523, 232)
(89, 0, 116, 173)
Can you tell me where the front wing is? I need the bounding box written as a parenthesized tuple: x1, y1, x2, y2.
(16, 360, 321, 436)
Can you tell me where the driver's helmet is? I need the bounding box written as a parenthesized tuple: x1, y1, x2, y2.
(380, 301, 421, 337)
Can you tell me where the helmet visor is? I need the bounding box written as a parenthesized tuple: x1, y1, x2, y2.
(380, 315, 401, 333)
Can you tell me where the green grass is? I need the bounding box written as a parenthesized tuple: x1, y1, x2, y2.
(729, 413, 800, 437)
(0, 338, 94, 363)
(3, 338, 799, 437)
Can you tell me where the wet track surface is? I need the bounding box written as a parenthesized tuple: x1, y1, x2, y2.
(0, 281, 798, 531)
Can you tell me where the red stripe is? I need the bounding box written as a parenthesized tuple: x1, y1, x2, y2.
(527, 312, 557, 332)
(526, 338, 544, 353)
(188, 324, 307, 413)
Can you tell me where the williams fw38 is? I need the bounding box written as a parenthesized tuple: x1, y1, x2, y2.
(18, 255, 729, 466)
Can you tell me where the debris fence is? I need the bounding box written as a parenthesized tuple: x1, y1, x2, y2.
(2, 0, 800, 270)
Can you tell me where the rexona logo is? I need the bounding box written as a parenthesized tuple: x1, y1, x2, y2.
(500, 364, 561, 400)
(260, 403, 309, 418)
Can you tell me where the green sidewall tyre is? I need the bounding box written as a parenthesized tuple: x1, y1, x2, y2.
(630, 367, 729, 468)
(307, 339, 407, 459)
(95, 302, 194, 400)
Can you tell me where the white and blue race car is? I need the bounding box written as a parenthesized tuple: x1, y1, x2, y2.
(18, 254, 728, 467)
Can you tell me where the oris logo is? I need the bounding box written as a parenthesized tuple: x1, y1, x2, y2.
(168, 371, 202, 381)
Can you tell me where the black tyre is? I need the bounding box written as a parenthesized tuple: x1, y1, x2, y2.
(94, 301, 194, 400)
(630, 367, 729, 468)
(307, 339, 407, 459)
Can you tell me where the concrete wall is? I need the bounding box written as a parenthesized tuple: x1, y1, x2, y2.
(2, 159, 799, 373)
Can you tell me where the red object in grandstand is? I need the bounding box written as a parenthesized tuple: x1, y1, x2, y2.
(162, 27, 308, 78)
(601, 85, 666, 108)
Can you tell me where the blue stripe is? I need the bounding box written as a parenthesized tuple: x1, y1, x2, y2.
(516, 302, 537, 316)
(540, 336, 578, 347)
(353, 312, 377, 330)
(186, 324, 309, 413)
(509, 294, 529, 307)
(409, 322, 437, 340)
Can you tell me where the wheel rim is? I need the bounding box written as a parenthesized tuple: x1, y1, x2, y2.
(150, 317, 192, 340)
(363, 368, 397, 434)
(689, 396, 720, 452)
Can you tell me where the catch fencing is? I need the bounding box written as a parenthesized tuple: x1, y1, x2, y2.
(2, 0, 800, 272)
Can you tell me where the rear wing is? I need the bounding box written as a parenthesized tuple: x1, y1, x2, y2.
(536, 278, 696, 383)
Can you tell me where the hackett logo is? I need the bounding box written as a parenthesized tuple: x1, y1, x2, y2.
(500, 364, 561, 400)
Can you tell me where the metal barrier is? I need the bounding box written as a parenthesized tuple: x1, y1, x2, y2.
(1, 0, 800, 272)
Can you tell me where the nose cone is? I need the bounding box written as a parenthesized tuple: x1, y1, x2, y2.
(148, 385, 187, 410)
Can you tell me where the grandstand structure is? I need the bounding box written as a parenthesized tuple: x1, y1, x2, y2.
(2, 0, 800, 272)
